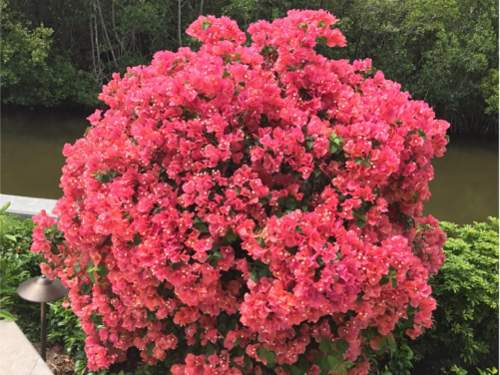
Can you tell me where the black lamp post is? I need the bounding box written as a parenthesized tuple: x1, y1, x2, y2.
(17, 275, 68, 361)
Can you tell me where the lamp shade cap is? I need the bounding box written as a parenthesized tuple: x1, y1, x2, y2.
(17, 276, 68, 303)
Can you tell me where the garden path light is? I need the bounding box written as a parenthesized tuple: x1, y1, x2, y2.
(17, 275, 67, 361)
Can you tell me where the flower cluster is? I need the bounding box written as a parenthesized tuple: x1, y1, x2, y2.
(32, 10, 448, 374)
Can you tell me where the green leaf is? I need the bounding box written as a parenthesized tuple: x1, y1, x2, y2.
(0, 310, 17, 321)
(328, 132, 344, 154)
(216, 312, 239, 336)
(277, 194, 300, 214)
(193, 217, 209, 234)
(80, 283, 92, 294)
(222, 228, 238, 245)
(4, 234, 17, 242)
(90, 313, 103, 329)
(261, 45, 277, 57)
(146, 342, 154, 356)
(256, 236, 266, 247)
(378, 334, 397, 353)
(257, 347, 276, 368)
(44, 224, 64, 245)
(207, 248, 222, 267)
(391, 272, 397, 288)
(327, 354, 342, 369)
(380, 267, 397, 288)
(249, 260, 272, 282)
(96, 264, 107, 278)
(0, 202, 11, 214)
(316, 36, 327, 45)
(181, 106, 198, 120)
(334, 339, 349, 354)
(93, 169, 119, 183)
(87, 262, 96, 283)
(354, 157, 371, 167)
(133, 233, 142, 246)
(305, 136, 314, 150)
(353, 208, 366, 227)
(318, 338, 352, 373)
(201, 20, 212, 30)
(319, 337, 334, 353)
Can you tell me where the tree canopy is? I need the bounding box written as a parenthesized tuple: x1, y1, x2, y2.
(1, 0, 498, 134)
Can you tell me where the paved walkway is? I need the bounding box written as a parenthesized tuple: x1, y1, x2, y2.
(0, 321, 53, 375)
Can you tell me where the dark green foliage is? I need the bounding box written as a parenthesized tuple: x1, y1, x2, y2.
(94, 169, 120, 183)
(0, 0, 98, 108)
(257, 347, 276, 368)
(328, 132, 344, 155)
(412, 218, 499, 374)
(0, 208, 42, 339)
(1, 0, 497, 134)
(318, 338, 353, 374)
(249, 259, 273, 282)
(47, 301, 85, 359)
(374, 340, 414, 375)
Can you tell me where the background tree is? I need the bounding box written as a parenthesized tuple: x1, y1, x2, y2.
(2, 0, 498, 135)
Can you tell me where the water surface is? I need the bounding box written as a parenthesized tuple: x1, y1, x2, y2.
(1, 110, 498, 223)
(1, 110, 87, 199)
(426, 138, 498, 223)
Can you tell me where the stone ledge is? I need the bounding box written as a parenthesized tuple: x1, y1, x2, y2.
(0, 194, 57, 217)
(0, 321, 53, 375)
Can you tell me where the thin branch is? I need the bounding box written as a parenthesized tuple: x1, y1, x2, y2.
(111, 0, 124, 55)
(177, 0, 182, 47)
(96, 0, 118, 68)
(93, 0, 103, 83)
(89, 8, 97, 79)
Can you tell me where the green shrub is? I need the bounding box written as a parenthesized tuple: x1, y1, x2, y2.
(412, 217, 499, 374)
(377, 218, 499, 374)
(0, 207, 42, 339)
(0, 208, 86, 366)
(1, 208, 498, 374)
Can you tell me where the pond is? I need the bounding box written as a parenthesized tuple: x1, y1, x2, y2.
(1, 110, 498, 224)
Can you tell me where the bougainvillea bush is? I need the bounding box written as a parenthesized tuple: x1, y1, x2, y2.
(31, 10, 449, 374)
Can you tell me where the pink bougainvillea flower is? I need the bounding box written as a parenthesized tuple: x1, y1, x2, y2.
(32, 9, 448, 374)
